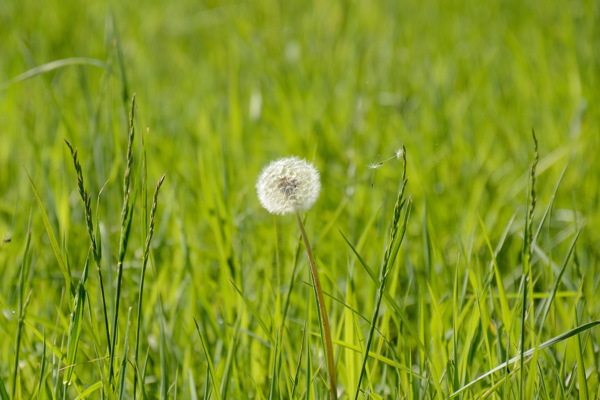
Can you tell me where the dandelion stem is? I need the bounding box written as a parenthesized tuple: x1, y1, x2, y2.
(295, 212, 337, 400)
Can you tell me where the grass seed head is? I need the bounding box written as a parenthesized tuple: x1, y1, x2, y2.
(256, 156, 321, 215)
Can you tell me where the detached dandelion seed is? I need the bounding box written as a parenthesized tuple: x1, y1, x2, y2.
(256, 156, 337, 399)
(369, 146, 406, 187)
(256, 157, 321, 215)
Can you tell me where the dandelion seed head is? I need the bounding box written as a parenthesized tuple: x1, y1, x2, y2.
(256, 157, 321, 215)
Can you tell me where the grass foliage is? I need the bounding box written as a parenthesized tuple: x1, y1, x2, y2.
(1, 0, 599, 398)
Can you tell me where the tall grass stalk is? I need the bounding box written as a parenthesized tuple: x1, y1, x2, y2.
(109, 95, 137, 384)
(354, 147, 410, 399)
(519, 131, 538, 399)
(133, 173, 166, 397)
(64, 139, 112, 361)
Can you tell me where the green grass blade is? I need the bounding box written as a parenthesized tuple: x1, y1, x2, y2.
(35, 328, 47, 399)
(118, 308, 133, 400)
(0, 375, 9, 400)
(478, 214, 515, 328)
(26, 172, 73, 296)
(268, 328, 281, 400)
(448, 320, 600, 398)
(219, 314, 240, 399)
(290, 322, 306, 399)
(23, 320, 67, 365)
(230, 280, 274, 343)
(537, 230, 581, 332)
(12, 225, 32, 399)
(338, 229, 378, 282)
(158, 300, 169, 400)
(188, 369, 198, 400)
(339, 228, 426, 352)
(193, 318, 222, 400)
(574, 311, 589, 400)
(0, 57, 112, 91)
(532, 163, 568, 247)
(64, 257, 90, 385)
(305, 294, 312, 400)
(73, 381, 103, 400)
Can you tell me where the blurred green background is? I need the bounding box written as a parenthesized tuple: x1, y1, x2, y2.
(1, 0, 599, 398)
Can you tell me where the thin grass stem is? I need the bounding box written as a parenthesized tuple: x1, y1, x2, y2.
(295, 211, 337, 400)
(109, 95, 137, 385)
(11, 229, 31, 398)
(64, 139, 112, 364)
(134, 173, 166, 397)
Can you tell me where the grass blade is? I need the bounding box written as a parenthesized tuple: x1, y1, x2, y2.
(118, 308, 133, 400)
(537, 230, 581, 332)
(230, 279, 274, 343)
(159, 300, 169, 400)
(194, 318, 223, 400)
(64, 256, 90, 385)
(0, 57, 112, 91)
(219, 313, 240, 399)
(574, 311, 589, 400)
(0, 376, 9, 400)
(11, 223, 32, 399)
(448, 320, 600, 398)
(339, 228, 426, 353)
(35, 328, 47, 399)
(26, 172, 73, 296)
(73, 381, 103, 399)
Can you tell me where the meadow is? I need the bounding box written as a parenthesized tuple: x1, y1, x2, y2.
(1, 0, 599, 398)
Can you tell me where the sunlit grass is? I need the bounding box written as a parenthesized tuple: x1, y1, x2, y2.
(1, 0, 599, 398)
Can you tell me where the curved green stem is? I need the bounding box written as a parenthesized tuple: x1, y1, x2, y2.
(295, 212, 337, 400)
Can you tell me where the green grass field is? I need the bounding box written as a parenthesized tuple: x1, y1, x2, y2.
(1, 0, 599, 398)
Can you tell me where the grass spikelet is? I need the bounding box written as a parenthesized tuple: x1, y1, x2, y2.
(519, 129, 539, 399)
(64, 139, 101, 264)
(64, 139, 112, 359)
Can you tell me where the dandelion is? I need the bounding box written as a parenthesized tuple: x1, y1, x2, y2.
(256, 156, 337, 399)
(256, 157, 321, 215)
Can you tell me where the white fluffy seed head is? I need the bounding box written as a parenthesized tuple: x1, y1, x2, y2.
(256, 157, 321, 215)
